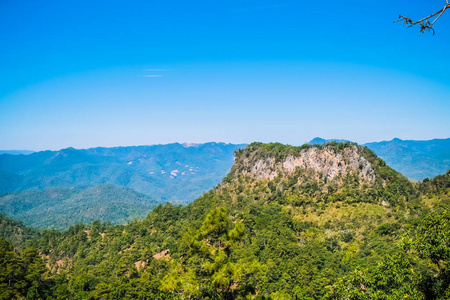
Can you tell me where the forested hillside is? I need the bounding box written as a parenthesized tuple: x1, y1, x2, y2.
(310, 137, 450, 181)
(0, 142, 244, 203)
(1, 142, 449, 299)
(0, 185, 159, 230)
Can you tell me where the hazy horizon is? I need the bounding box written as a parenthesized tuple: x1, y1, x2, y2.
(2, 136, 450, 153)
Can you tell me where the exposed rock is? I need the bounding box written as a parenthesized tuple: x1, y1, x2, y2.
(153, 249, 170, 260)
(135, 260, 148, 271)
(233, 144, 376, 185)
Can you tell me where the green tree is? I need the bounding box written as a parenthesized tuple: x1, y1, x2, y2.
(325, 253, 422, 299)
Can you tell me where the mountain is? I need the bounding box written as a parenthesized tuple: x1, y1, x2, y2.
(222, 142, 414, 210)
(0, 184, 159, 230)
(2, 138, 449, 231)
(4, 142, 446, 299)
(309, 137, 351, 145)
(309, 137, 450, 181)
(364, 138, 450, 181)
(0, 150, 34, 155)
(0, 142, 245, 204)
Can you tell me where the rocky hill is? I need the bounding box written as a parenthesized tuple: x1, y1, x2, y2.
(230, 142, 376, 184)
(221, 142, 414, 210)
(310, 137, 450, 181)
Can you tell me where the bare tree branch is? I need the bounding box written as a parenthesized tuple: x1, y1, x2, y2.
(395, 3, 450, 35)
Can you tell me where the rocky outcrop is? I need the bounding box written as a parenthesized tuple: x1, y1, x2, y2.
(231, 143, 376, 185)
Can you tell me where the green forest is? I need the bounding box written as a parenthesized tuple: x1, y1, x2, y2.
(1, 142, 450, 299)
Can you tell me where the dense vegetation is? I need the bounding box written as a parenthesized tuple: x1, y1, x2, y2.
(309, 137, 450, 181)
(0, 238, 55, 299)
(0, 185, 159, 230)
(0, 142, 245, 204)
(1, 139, 449, 230)
(1, 143, 450, 299)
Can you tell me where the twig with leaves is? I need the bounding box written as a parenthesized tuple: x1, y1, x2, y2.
(395, 0, 450, 35)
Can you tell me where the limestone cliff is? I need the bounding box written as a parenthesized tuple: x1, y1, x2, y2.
(227, 142, 387, 187)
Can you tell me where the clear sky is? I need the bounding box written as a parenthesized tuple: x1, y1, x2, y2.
(1, 0, 449, 151)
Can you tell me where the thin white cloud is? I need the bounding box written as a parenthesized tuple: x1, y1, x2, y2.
(142, 75, 164, 78)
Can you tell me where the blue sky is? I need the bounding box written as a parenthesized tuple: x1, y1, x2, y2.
(1, 0, 449, 150)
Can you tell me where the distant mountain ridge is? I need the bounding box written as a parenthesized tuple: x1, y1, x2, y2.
(309, 137, 450, 181)
(364, 137, 450, 181)
(0, 150, 34, 155)
(0, 142, 245, 203)
(0, 142, 246, 229)
(308, 137, 351, 145)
